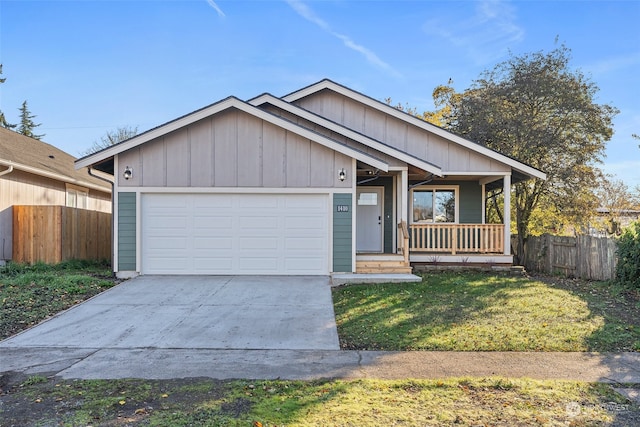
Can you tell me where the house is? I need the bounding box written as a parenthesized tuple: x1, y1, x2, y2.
(75, 79, 545, 278)
(0, 127, 112, 264)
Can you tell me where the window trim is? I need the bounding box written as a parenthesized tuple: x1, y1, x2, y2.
(65, 183, 89, 209)
(410, 185, 459, 224)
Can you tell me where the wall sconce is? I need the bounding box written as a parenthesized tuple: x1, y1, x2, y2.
(123, 166, 133, 180)
(338, 168, 346, 182)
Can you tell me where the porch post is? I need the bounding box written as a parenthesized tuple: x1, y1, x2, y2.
(481, 183, 486, 224)
(400, 168, 408, 223)
(503, 174, 511, 256)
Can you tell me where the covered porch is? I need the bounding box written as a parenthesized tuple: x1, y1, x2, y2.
(354, 165, 514, 273)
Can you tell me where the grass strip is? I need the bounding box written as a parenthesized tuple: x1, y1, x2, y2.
(1, 375, 636, 426)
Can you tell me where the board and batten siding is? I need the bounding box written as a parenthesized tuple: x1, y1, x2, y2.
(333, 193, 353, 272)
(117, 109, 354, 189)
(293, 91, 511, 175)
(117, 192, 136, 271)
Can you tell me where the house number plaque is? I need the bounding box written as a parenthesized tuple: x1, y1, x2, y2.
(336, 205, 350, 212)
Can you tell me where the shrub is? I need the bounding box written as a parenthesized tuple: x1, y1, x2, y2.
(616, 221, 640, 288)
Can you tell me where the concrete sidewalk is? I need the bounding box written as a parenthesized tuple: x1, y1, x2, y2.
(1, 347, 639, 384)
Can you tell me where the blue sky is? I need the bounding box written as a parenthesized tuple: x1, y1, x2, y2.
(1, 0, 639, 188)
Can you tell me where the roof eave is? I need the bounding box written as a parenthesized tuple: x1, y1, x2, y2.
(283, 79, 546, 182)
(249, 93, 441, 176)
(0, 159, 111, 193)
(75, 96, 389, 173)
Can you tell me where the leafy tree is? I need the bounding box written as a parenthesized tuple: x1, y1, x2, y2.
(17, 100, 44, 140)
(429, 45, 618, 262)
(0, 64, 16, 130)
(81, 125, 138, 155)
(594, 175, 640, 235)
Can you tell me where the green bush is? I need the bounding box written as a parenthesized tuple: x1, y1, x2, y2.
(616, 221, 640, 288)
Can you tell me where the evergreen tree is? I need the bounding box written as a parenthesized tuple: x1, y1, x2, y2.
(17, 100, 44, 140)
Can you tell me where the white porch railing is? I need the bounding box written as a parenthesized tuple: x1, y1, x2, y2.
(409, 224, 504, 254)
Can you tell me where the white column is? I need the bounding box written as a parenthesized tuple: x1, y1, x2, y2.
(401, 169, 408, 223)
(481, 183, 486, 224)
(503, 174, 511, 256)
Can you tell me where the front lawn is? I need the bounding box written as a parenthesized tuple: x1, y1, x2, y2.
(1, 374, 635, 426)
(0, 260, 118, 340)
(333, 272, 640, 352)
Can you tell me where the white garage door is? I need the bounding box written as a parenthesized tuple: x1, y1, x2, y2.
(141, 193, 329, 275)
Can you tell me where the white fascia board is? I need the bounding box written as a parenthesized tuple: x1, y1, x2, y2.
(0, 159, 111, 193)
(232, 100, 388, 172)
(283, 80, 547, 181)
(75, 97, 241, 169)
(75, 96, 388, 173)
(250, 94, 442, 176)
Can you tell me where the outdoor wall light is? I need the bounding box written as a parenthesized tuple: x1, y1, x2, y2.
(338, 168, 346, 182)
(123, 166, 133, 180)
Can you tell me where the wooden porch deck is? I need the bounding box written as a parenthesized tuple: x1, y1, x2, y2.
(355, 223, 509, 274)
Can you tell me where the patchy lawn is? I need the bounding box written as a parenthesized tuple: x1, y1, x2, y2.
(1, 373, 637, 426)
(0, 260, 119, 340)
(333, 272, 640, 352)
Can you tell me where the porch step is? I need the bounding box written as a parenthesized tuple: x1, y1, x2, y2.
(356, 260, 413, 274)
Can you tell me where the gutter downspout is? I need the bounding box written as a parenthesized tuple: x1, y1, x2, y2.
(88, 167, 115, 275)
(0, 165, 14, 177)
(0, 165, 14, 263)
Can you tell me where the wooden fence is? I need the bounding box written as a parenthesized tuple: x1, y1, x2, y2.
(13, 205, 111, 264)
(512, 234, 617, 281)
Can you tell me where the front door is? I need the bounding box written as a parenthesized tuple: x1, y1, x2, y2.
(356, 187, 384, 253)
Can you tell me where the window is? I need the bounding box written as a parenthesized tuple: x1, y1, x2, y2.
(66, 184, 88, 209)
(411, 187, 457, 223)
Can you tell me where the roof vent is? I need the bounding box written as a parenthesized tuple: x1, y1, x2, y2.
(48, 155, 55, 159)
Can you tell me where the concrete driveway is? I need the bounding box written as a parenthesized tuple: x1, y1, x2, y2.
(0, 275, 340, 351)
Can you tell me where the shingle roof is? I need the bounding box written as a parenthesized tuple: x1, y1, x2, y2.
(0, 127, 111, 192)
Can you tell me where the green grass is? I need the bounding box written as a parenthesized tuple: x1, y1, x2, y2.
(333, 272, 640, 352)
(0, 259, 117, 339)
(2, 375, 635, 426)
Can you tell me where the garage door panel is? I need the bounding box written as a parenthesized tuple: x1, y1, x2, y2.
(193, 217, 233, 229)
(194, 237, 233, 249)
(142, 193, 329, 275)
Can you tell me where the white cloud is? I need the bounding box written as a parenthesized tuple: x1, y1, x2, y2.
(205, 0, 225, 18)
(285, 0, 401, 77)
(585, 52, 640, 76)
(423, 0, 524, 65)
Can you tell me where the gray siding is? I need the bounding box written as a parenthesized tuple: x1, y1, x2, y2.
(118, 192, 136, 271)
(333, 193, 353, 272)
(117, 109, 353, 189)
(458, 182, 483, 223)
(294, 91, 511, 174)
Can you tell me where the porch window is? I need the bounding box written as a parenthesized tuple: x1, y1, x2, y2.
(411, 187, 457, 223)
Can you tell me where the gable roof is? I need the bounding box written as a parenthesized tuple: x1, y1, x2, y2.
(75, 96, 389, 172)
(249, 93, 443, 176)
(283, 79, 546, 181)
(0, 127, 111, 192)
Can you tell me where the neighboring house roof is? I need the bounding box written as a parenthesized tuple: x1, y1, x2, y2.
(282, 79, 546, 181)
(0, 127, 111, 193)
(75, 96, 389, 172)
